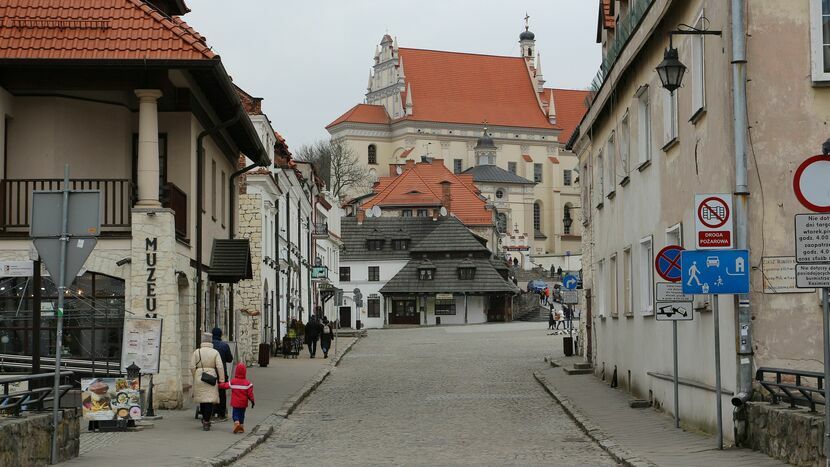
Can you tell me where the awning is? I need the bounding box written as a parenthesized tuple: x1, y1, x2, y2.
(208, 239, 253, 283)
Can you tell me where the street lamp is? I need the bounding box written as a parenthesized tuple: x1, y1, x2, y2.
(656, 22, 722, 93)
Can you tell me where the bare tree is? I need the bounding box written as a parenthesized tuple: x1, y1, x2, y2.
(295, 139, 370, 198)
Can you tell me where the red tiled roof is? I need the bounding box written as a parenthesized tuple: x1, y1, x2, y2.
(548, 156, 560, 164)
(522, 154, 533, 162)
(326, 104, 389, 128)
(0, 0, 215, 60)
(397, 48, 554, 129)
(362, 159, 492, 226)
(541, 88, 591, 145)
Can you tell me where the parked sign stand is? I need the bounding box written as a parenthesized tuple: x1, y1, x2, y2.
(695, 194, 734, 249)
(30, 166, 100, 465)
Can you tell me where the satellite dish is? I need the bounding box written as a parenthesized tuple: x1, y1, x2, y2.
(365, 208, 374, 218)
(439, 207, 448, 216)
(372, 206, 382, 217)
(395, 166, 403, 175)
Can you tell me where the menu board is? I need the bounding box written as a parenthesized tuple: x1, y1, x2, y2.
(120, 318, 163, 374)
(81, 377, 141, 421)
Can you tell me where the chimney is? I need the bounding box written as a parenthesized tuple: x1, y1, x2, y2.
(389, 164, 398, 177)
(357, 208, 365, 225)
(432, 209, 439, 221)
(440, 180, 452, 214)
(405, 159, 416, 170)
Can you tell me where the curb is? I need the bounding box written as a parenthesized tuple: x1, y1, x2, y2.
(200, 336, 363, 466)
(533, 371, 656, 467)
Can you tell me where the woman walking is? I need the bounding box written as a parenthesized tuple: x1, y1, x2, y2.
(320, 317, 334, 359)
(191, 332, 226, 431)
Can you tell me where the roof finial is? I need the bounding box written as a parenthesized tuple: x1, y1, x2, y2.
(524, 12, 530, 31)
(483, 120, 488, 133)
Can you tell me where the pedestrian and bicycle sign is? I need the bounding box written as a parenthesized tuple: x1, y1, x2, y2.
(695, 194, 734, 249)
(562, 274, 578, 290)
(681, 250, 750, 295)
(655, 245, 684, 282)
(655, 282, 693, 321)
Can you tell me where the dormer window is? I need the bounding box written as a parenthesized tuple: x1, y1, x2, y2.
(457, 258, 477, 280)
(418, 258, 436, 280)
(392, 239, 410, 250)
(366, 240, 384, 251)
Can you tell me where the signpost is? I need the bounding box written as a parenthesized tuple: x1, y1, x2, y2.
(794, 153, 830, 462)
(655, 282, 693, 321)
(654, 244, 688, 430)
(695, 194, 734, 249)
(30, 166, 100, 465)
(562, 274, 578, 290)
(655, 245, 684, 282)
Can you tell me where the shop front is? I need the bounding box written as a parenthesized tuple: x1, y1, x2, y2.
(389, 298, 419, 325)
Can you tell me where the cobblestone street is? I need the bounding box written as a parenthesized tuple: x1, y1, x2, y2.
(237, 322, 613, 466)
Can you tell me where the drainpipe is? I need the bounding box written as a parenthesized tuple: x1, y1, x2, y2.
(274, 174, 281, 346)
(196, 112, 241, 348)
(227, 160, 263, 341)
(731, 0, 753, 444)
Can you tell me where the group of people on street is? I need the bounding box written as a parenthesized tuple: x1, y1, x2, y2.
(548, 304, 574, 332)
(304, 314, 335, 359)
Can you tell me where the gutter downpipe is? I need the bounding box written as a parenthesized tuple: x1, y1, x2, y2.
(227, 160, 264, 341)
(731, 0, 753, 444)
(195, 111, 241, 349)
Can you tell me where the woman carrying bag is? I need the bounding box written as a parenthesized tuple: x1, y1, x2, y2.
(191, 332, 226, 431)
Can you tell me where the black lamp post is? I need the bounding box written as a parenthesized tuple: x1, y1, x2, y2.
(656, 23, 722, 93)
(563, 215, 573, 234)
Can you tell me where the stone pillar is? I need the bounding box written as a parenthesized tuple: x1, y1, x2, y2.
(134, 89, 163, 207)
(130, 207, 184, 408)
(236, 193, 263, 365)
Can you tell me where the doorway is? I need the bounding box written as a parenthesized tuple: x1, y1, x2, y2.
(339, 306, 351, 328)
(389, 299, 419, 325)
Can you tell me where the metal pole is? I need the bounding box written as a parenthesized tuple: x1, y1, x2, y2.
(673, 320, 679, 429)
(823, 287, 830, 464)
(714, 294, 723, 450)
(50, 165, 70, 464)
(32, 259, 41, 376)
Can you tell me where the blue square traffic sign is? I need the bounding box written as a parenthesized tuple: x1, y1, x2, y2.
(680, 250, 750, 295)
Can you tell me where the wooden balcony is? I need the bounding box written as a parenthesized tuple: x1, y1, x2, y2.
(0, 178, 132, 236)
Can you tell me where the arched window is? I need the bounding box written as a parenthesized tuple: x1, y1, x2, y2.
(563, 204, 573, 235)
(368, 144, 377, 165)
(528, 47, 533, 57)
(533, 202, 542, 233)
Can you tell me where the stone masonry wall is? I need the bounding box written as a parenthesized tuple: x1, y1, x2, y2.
(746, 401, 824, 466)
(0, 408, 81, 466)
(236, 194, 263, 365)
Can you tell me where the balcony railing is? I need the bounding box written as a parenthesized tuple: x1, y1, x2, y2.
(0, 178, 131, 235)
(312, 222, 329, 238)
(162, 182, 187, 240)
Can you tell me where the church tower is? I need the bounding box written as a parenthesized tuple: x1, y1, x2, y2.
(519, 15, 536, 62)
(474, 127, 497, 166)
(366, 33, 407, 119)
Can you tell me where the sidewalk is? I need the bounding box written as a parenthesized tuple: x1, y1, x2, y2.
(67, 337, 356, 467)
(535, 361, 785, 467)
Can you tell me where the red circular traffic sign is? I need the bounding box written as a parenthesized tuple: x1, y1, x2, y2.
(793, 155, 830, 213)
(697, 196, 730, 229)
(655, 245, 685, 282)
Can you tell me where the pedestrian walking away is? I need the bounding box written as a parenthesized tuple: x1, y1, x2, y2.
(554, 308, 564, 330)
(219, 362, 255, 434)
(212, 327, 233, 421)
(306, 315, 322, 358)
(191, 332, 226, 431)
(548, 304, 555, 330)
(544, 286, 550, 306)
(320, 317, 334, 358)
(564, 305, 573, 331)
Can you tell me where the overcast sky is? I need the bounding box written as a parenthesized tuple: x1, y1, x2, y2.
(186, 1, 601, 149)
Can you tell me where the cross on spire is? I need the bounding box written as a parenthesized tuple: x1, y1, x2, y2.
(524, 13, 530, 31)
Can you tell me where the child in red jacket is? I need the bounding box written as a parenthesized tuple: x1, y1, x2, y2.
(219, 363, 255, 433)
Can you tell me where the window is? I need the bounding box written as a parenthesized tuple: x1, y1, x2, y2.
(458, 267, 476, 280)
(610, 253, 618, 318)
(339, 267, 351, 282)
(691, 11, 706, 118)
(401, 209, 412, 217)
(435, 297, 456, 315)
(508, 162, 517, 174)
(620, 113, 630, 177)
(419, 268, 435, 280)
(533, 202, 542, 232)
(639, 236, 654, 315)
(368, 144, 377, 164)
(220, 171, 226, 227)
(367, 298, 380, 318)
(583, 162, 592, 224)
(211, 159, 217, 220)
(366, 240, 384, 251)
(811, 0, 830, 81)
(623, 247, 633, 317)
(416, 209, 428, 217)
(563, 169, 573, 186)
(637, 86, 652, 166)
(495, 189, 504, 199)
(368, 266, 380, 281)
(662, 89, 678, 147)
(454, 159, 463, 174)
(596, 259, 606, 318)
(606, 134, 616, 196)
(563, 204, 573, 235)
(597, 152, 605, 201)
(534, 163, 543, 183)
(392, 239, 409, 250)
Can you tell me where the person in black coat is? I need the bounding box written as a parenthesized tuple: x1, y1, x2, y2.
(305, 316, 322, 358)
(319, 317, 334, 359)
(211, 327, 233, 420)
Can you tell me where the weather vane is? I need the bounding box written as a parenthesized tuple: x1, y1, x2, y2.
(524, 13, 530, 30)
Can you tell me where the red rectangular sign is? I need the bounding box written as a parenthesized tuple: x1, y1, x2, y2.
(698, 231, 731, 247)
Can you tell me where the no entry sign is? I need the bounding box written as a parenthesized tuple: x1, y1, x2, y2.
(793, 155, 830, 213)
(655, 245, 684, 282)
(695, 194, 733, 249)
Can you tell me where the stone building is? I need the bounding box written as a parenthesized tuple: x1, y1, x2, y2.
(571, 0, 830, 452)
(327, 25, 589, 269)
(0, 0, 267, 407)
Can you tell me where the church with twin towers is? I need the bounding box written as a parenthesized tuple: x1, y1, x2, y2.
(327, 20, 589, 270)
